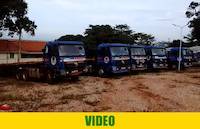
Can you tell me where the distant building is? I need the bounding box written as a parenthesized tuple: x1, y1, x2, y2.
(190, 46, 200, 53)
(190, 46, 200, 63)
(153, 42, 170, 48)
(0, 39, 46, 65)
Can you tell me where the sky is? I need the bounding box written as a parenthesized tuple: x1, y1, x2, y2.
(2, 0, 195, 42)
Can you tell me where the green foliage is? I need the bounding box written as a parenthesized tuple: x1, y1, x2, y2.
(83, 24, 155, 49)
(57, 24, 155, 49)
(169, 40, 194, 47)
(84, 25, 115, 49)
(0, 0, 37, 38)
(132, 33, 155, 45)
(57, 34, 84, 41)
(186, 1, 200, 45)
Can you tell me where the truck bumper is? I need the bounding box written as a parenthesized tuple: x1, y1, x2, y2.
(131, 64, 147, 71)
(152, 63, 168, 69)
(111, 66, 131, 74)
(184, 62, 192, 67)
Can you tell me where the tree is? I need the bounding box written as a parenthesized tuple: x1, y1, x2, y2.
(84, 25, 115, 49)
(57, 34, 84, 41)
(0, 0, 37, 39)
(185, 1, 200, 45)
(114, 24, 132, 35)
(113, 24, 134, 43)
(169, 39, 193, 47)
(132, 33, 155, 45)
(83, 24, 156, 49)
(0, 0, 37, 63)
(184, 34, 198, 46)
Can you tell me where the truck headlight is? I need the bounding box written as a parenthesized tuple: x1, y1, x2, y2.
(60, 70, 66, 76)
(60, 59, 63, 63)
(66, 71, 69, 75)
(83, 67, 89, 73)
(132, 64, 136, 69)
(141, 59, 145, 63)
(112, 66, 117, 71)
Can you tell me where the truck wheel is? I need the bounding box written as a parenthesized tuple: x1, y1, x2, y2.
(16, 72, 20, 80)
(22, 71, 28, 81)
(168, 64, 172, 69)
(47, 72, 55, 84)
(71, 76, 79, 81)
(98, 68, 104, 77)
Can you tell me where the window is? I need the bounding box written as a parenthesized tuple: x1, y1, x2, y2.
(152, 48, 166, 56)
(131, 48, 146, 56)
(21, 54, 43, 58)
(110, 47, 129, 56)
(45, 46, 48, 54)
(59, 45, 85, 57)
(10, 53, 14, 59)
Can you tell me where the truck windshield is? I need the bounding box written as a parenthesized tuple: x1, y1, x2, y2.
(183, 49, 192, 56)
(131, 48, 146, 56)
(183, 50, 187, 56)
(110, 47, 129, 56)
(152, 48, 166, 56)
(59, 45, 85, 57)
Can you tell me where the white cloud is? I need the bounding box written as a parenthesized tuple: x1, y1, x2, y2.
(18, 0, 193, 41)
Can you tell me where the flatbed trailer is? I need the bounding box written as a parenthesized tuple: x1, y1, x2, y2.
(0, 41, 88, 82)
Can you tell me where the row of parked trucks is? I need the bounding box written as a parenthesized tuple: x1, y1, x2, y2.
(0, 40, 195, 82)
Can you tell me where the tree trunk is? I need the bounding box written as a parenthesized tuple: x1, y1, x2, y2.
(18, 31, 22, 63)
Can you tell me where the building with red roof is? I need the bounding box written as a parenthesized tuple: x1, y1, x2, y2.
(0, 39, 46, 64)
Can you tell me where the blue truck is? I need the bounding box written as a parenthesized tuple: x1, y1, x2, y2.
(86, 43, 131, 76)
(144, 46, 168, 69)
(129, 45, 147, 71)
(167, 47, 193, 69)
(16, 41, 87, 82)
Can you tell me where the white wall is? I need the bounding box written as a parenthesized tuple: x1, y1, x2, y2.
(0, 53, 18, 64)
(190, 46, 200, 53)
(0, 53, 43, 65)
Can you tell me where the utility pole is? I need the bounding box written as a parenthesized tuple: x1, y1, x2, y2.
(172, 23, 189, 71)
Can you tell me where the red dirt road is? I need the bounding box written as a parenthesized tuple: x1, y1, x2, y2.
(0, 68, 200, 112)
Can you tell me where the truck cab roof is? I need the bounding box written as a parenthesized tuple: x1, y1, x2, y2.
(98, 43, 129, 48)
(144, 46, 165, 49)
(130, 44, 145, 48)
(47, 41, 84, 46)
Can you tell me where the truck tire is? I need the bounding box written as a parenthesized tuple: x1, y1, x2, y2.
(16, 72, 20, 80)
(21, 71, 28, 81)
(47, 72, 56, 84)
(168, 63, 173, 70)
(98, 68, 105, 77)
(71, 76, 79, 81)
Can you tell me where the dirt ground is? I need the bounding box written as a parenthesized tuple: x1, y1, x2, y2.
(0, 68, 200, 112)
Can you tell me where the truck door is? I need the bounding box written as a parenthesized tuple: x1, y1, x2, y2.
(44, 44, 58, 68)
(97, 47, 110, 68)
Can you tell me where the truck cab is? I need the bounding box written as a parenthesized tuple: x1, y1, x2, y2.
(43, 41, 87, 80)
(90, 43, 131, 76)
(167, 47, 193, 69)
(145, 46, 168, 69)
(130, 45, 147, 71)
